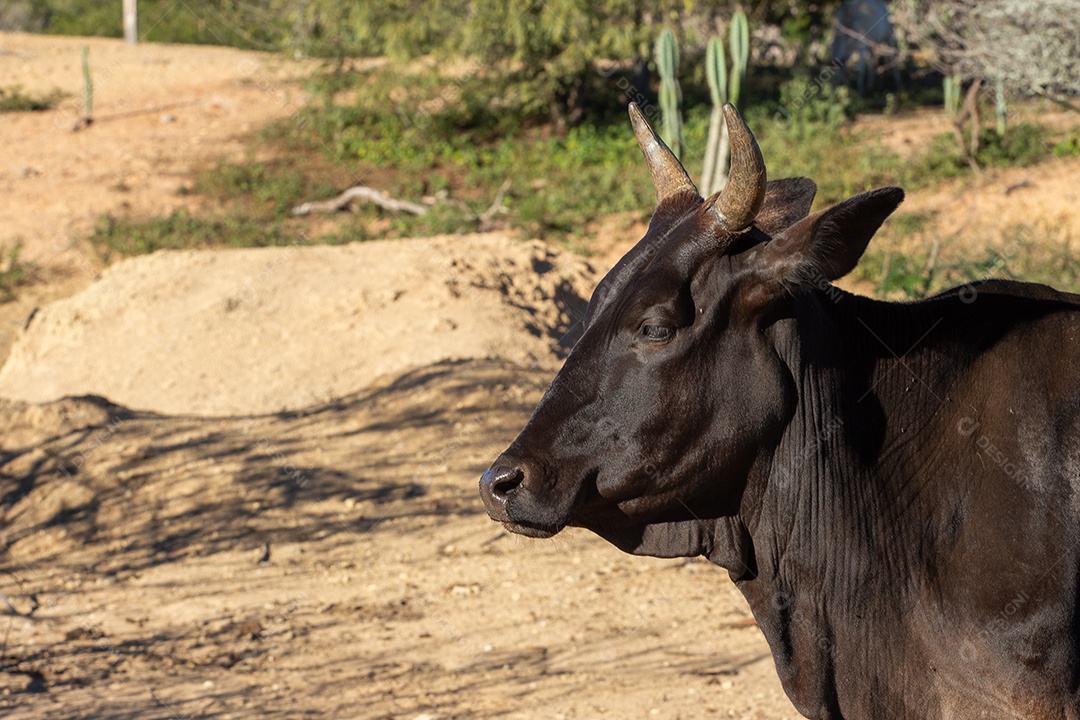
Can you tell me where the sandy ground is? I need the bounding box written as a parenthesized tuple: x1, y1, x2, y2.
(0, 31, 1078, 720)
(0, 365, 797, 719)
(0, 31, 316, 362)
(0, 31, 313, 263)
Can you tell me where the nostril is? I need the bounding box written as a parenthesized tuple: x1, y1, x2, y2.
(481, 465, 524, 503)
(491, 466, 524, 498)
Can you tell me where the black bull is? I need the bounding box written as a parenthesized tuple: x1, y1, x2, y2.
(479, 104, 1080, 718)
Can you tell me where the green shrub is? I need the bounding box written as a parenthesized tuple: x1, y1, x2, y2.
(854, 224, 1080, 300)
(977, 122, 1054, 167)
(192, 161, 334, 216)
(898, 122, 1063, 185)
(858, 252, 935, 298)
(900, 133, 969, 186)
(90, 211, 305, 259)
(776, 74, 854, 133)
(25, 0, 280, 48)
(0, 85, 65, 112)
(0, 243, 34, 302)
(1052, 132, 1080, 158)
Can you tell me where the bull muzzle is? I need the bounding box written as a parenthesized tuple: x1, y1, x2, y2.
(478, 457, 573, 539)
(478, 465, 524, 523)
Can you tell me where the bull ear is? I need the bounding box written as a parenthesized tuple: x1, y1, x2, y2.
(757, 187, 904, 289)
(754, 177, 817, 235)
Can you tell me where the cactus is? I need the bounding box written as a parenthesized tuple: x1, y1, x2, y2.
(701, 11, 750, 195)
(944, 73, 961, 118)
(82, 45, 93, 122)
(728, 10, 749, 108)
(995, 74, 1007, 136)
(706, 36, 728, 109)
(701, 37, 727, 196)
(655, 27, 682, 158)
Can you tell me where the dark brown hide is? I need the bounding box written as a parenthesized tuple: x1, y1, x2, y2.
(480, 105, 1080, 719)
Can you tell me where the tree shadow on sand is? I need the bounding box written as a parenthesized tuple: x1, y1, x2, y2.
(0, 358, 552, 580)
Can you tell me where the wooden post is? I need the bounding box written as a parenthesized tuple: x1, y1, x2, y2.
(123, 0, 137, 45)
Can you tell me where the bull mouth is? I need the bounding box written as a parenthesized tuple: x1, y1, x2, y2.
(501, 520, 563, 539)
(481, 466, 598, 539)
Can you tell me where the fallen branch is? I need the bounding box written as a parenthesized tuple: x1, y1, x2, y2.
(291, 186, 429, 217)
(477, 179, 512, 231)
(293, 180, 514, 231)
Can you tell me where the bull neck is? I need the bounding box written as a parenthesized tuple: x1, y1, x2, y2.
(731, 287, 956, 715)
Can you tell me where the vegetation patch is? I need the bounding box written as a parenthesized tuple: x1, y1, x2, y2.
(191, 160, 341, 218)
(51, 28, 1073, 298)
(93, 62, 1078, 261)
(15, 0, 281, 49)
(0, 85, 66, 112)
(854, 223, 1079, 300)
(0, 243, 36, 302)
(89, 211, 350, 260)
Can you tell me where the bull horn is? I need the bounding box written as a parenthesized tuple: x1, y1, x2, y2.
(708, 104, 767, 232)
(628, 102, 698, 203)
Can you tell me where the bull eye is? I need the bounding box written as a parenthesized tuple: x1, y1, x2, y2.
(639, 323, 675, 343)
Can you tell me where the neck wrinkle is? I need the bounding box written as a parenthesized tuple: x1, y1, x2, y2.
(732, 289, 931, 716)
(750, 290, 951, 584)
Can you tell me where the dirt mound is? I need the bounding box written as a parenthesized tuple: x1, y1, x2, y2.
(0, 235, 595, 415)
(0, 31, 328, 371)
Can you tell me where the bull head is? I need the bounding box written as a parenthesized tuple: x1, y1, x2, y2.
(479, 103, 902, 575)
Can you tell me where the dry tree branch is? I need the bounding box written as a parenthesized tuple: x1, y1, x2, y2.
(901, 0, 1080, 98)
(291, 186, 429, 217)
(477, 179, 512, 232)
(292, 180, 514, 231)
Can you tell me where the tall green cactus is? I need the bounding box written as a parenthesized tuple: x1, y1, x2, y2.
(728, 10, 749, 108)
(701, 11, 750, 195)
(82, 45, 93, 121)
(994, 74, 1007, 136)
(655, 28, 682, 158)
(701, 37, 727, 196)
(706, 36, 728, 109)
(944, 73, 961, 118)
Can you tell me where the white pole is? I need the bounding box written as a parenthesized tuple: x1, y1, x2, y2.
(123, 0, 137, 45)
